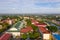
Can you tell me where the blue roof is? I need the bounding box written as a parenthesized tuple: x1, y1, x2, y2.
(53, 34, 60, 40)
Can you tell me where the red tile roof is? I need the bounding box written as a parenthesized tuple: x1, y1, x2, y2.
(20, 26, 33, 33)
(0, 33, 11, 40)
(31, 20, 46, 26)
(34, 23, 47, 27)
(31, 20, 39, 24)
(31, 20, 50, 34)
(39, 27, 50, 34)
(35, 23, 46, 25)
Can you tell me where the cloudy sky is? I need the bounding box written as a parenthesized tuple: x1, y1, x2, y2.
(0, 0, 60, 14)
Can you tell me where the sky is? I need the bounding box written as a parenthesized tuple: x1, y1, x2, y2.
(0, 0, 60, 14)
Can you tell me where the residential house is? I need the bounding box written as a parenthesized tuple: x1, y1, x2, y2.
(0, 33, 12, 40)
(39, 27, 51, 40)
(20, 26, 33, 35)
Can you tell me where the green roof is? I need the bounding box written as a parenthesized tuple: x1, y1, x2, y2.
(7, 21, 21, 32)
(7, 21, 25, 32)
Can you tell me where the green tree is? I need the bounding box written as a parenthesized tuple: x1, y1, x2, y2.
(31, 25, 38, 31)
(46, 26, 58, 32)
(21, 34, 27, 39)
(29, 32, 40, 39)
(26, 19, 31, 26)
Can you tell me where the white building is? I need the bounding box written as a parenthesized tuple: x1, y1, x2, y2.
(8, 20, 12, 25)
(6, 27, 20, 38)
(43, 34, 51, 40)
(6, 21, 21, 38)
(24, 16, 29, 20)
(6, 21, 25, 38)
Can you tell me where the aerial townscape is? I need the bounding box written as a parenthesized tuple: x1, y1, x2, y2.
(0, 14, 60, 40)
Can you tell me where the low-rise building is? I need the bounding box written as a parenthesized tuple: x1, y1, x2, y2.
(20, 26, 33, 34)
(31, 19, 51, 40)
(31, 20, 39, 24)
(7, 19, 13, 25)
(0, 33, 12, 40)
(6, 21, 21, 38)
(31, 20, 47, 27)
(1, 19, 13, 25)
(24, 16, 30, 20)
(35, 23, 47, 27)
(39, 27, 51, 40)
(6, 27, 20, 38)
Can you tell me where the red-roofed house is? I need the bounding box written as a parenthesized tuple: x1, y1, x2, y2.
(31, 20, 39, 24)
(31, 20, 47, 27)
(2, 19, 13, 25)
(20, 26, 33, 34)
(38, 27, 51, 40)
(34, 23, 47, 27)
(0, 33, 12, 40)
(31, 20, 51, 40)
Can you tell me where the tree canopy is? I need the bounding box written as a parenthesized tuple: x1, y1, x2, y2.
(46, 26, 58, 32)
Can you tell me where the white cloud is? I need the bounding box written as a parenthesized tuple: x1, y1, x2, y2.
(0, 0, 60, 14)
(35, 0, 60, 3)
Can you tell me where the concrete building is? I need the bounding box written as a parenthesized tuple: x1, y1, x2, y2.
(6, 20, 25, 38)
(6, 21, 21, 38)
(6, 27, 20, 38)
(31, 20, 47, 27)
(7, 19, 12, 25)
(39, 27, 51, 40)
(24, 16, 30, 20)
(2, 19, 13, 25)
